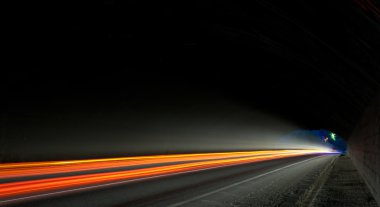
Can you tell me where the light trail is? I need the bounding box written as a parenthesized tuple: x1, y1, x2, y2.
(0, 150, 319, 179)
(0, 149, 334, 201)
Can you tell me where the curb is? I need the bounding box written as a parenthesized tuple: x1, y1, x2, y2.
(295, 155, 339, 207)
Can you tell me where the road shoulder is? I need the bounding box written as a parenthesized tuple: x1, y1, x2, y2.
(298, 155, 378, 207)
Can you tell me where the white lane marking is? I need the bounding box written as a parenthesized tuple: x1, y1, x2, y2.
(0, 154, 332, 206)
(0, 164, 246, 205)
(167, 155, 332, 207)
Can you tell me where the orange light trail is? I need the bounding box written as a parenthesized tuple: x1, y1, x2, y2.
(0, 150, 332, 200)
(0, 150, 309, 179)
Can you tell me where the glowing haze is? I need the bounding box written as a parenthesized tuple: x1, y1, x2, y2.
(4, 94, 333, 162)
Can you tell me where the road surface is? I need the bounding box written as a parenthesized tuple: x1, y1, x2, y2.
(1, 153, 337, 207)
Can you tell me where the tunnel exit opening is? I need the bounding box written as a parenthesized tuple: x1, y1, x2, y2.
(281, 129, 347, 153)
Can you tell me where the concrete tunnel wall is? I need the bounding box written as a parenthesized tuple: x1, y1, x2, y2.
(348, 93, 380, 205)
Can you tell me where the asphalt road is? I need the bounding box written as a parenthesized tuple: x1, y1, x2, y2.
(4, 154, 337, 207)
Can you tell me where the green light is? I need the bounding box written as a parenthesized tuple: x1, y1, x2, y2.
(331, 133, 336, 141)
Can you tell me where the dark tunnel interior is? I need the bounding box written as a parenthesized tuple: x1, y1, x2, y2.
(3, 0, 380, 205)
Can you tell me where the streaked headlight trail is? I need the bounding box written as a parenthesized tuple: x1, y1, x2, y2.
(0, 149, 336, 204)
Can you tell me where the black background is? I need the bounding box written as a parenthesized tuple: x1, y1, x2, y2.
(4, 0, 380, 161)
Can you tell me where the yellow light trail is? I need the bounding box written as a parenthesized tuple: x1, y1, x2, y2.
(0, 150, 308, 179)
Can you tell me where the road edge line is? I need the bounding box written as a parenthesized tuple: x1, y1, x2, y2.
(295, 155, 338, 207)
(167, 154, 330, 207)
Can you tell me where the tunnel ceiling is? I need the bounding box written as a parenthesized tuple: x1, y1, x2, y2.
(6, 0, 380, 139)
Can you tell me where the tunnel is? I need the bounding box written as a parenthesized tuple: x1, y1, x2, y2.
(3, 0, 380, 206)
